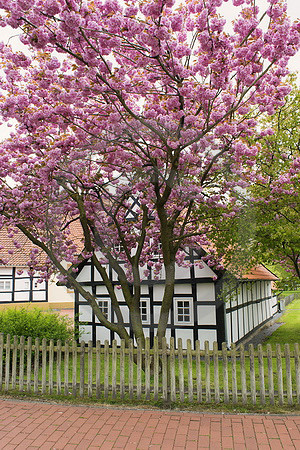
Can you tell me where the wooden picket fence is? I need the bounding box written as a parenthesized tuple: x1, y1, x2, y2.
(0, 334, 299, 406)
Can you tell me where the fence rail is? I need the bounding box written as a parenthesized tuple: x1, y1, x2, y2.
(1, 334, 299, 406)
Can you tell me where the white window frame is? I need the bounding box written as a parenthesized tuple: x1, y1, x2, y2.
(98, 299, 110, 321)
(140, 299, 150, 324)
(174, 298, 194, 326)
(0, 279, 12, 292)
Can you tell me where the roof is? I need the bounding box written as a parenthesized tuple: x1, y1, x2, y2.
(0, 228, 39, 267)
(240, 265, 279, 281)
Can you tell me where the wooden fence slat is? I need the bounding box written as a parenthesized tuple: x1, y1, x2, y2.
(205, 341, 211, 403)
(162, 337, 168, 401)
(128, 339, 133, 400)
(196, 340, 202, 403)
(104, 340, 109, 399)
(0, 334, 3, 390)
(72, 340, 77, 397)
(26, 336, 32, 393)
(120, 340, 125, 400)
(187, 339, 193, 403)
(170, 337, 176, 402)
(49, 340, 54, 394)
(11, 336, 18, 390)
(5, 334, 11, 392)
(88, 340, 93, 398)
(178, 338, 184, 402)
(41, 338, 47, 394)
(79, 341, 85, 397)
(64, 341, 70, 396)
(153, 336, 159, 401)
(2, 334, 299, 407)
(96, 340, 101, 399)
(136, 338, 142, 400)
(213, 341, 219, 404)
(240, 344, 247, 405)
(145, 337, 151, 401)
(258, 344, 265, 405)
(112, 340, 117, 400)
(34, 338, 40, 394)
(267, 344, 274, 405)
(19, 336, 25, 392)
(249, 344, 256, 405)
(231, 343, 238, 404)
(276, 344, 284, 405)
(284, 343, 293, 406)
(295, 343, 300, 405)
(56, 340, 62, 395)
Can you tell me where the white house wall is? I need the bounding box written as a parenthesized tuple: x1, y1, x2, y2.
(76, 251, 219, 349)
(225, 280, 276, 346)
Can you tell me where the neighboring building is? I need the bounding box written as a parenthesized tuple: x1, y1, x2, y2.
(0, 228, 73, 305)
(74, 249, 278, 349)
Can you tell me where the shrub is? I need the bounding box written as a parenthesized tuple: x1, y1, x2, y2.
(0, 307, 74, 343)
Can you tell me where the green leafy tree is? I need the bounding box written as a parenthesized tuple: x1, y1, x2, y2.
(248, 78, 300, 284)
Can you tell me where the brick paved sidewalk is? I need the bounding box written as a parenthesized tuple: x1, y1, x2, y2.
(0, 399, 299, 449)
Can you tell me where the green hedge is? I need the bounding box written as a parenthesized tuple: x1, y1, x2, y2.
(0, 307, 74, 343)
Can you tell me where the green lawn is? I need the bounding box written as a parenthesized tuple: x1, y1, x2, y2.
(263, 297, 300, 347)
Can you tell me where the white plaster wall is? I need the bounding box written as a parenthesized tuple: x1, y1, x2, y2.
(197, 330, 217, 349)
(196, 283, 215, 302)
(175, 329, 194, 348)
(197, 305, 216, 325)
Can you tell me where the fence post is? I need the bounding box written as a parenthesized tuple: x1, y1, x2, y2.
(213, 341, 219, 403)
(41, 338, 47, 394)
(96, 340, 101, 399)
(285, 343, 293, 406)
(26, 336, 32, 393)
(276, 344, 284, 405)
(120, 340, 125, 400)
(19, 336, 25, 392)
(128, 339, 133, 400)
(0, 334, 3, 391)
(5, 334, 11, 392)
(267, 344, 274, 405)
(187, 339, 194, 403)
(49, 339, 54, 395)
(56, 340, 62, 395)
(249, 344, 256, 405)
(11, 336, 18, 390)
(72, 340, 77, 397)
(79, 340, 85, 397)
(196, 340, 202, 403)
(145, 337, 151, 401)
(204, 341, 211, 403)
(222, 342, 229, 404)
(240, 344, 247, 405)
(136, 338, 142, 400)
(258, 344, 265, 405)
(153, 336, 159, 401)
(170, 337, 176, 403)
(178, 338, 184, 402)
(231, 343, 238, 404)
(34, 338, 40, 394)
(112, 340, 117, 400)
(295, 343, 300, 405)
(162, 337, 168, 402)
(64, 341, 70, 396)
(88, 340, 93, 398)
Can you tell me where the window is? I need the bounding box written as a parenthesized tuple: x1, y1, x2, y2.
(24, 281, 30, 290)
(175, 298, 193, 325)
(140, 300, 148, 322)
(0, 280, 12, 291)
(98, 300, 109, 319)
